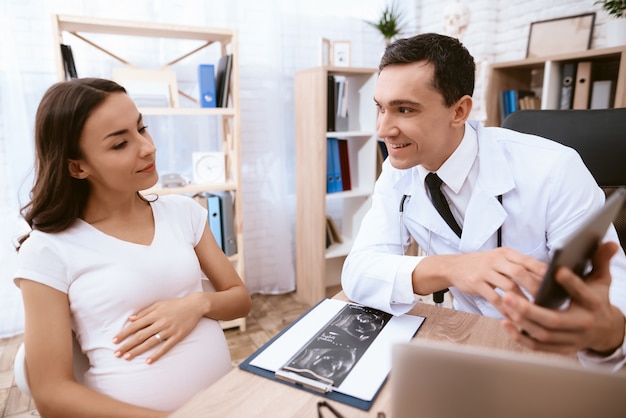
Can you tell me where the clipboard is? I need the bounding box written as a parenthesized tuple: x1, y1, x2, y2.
(239, 298, 425, 411)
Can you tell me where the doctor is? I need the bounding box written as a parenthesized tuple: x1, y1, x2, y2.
(341, 33, 626, 369)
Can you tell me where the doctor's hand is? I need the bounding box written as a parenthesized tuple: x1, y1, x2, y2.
(414, 247, 547, 311)
(501, 241, 625, 355)
(112, 293, 205, 364)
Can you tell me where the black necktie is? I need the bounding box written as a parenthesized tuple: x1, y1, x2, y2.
(425, 172, 462, 237)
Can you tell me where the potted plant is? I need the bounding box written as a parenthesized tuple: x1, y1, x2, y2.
(596, 0, 626, 18)
(366, 2, 407, 46)
(595, 0, 626, 46)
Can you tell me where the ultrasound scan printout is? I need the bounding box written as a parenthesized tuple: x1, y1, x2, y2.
(280, 304, 392, 387)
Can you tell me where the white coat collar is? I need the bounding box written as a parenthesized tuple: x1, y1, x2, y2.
(393, 120, 515, 251)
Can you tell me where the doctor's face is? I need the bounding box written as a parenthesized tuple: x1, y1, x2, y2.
(374, 61, 464, 172)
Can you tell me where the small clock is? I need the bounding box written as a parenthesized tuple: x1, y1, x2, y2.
(192, 152, 226, 184)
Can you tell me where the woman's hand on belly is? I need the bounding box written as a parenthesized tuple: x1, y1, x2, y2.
(112, 293, 205, 364)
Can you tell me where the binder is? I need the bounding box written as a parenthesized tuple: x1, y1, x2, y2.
(500, 90, 513, 120)
(206, 194, 223, 250)
(335, 76, 349, 131)
(327, 75, 336, 131)
(337, 139, 351, 191)
(507, 90, 518, 114)
(208, 191, 237, 256)
(328, 137, 342, 192)
(239, 298, 425, 411)
(590, 80, 614, 109)
(573, 61, 592, 109)
(198, 64, 216, 108)
(215, 54, 233, 108)
(326, 138, 335, 193)
(559, 63, 577, 110)
(60, 44, 78, 79)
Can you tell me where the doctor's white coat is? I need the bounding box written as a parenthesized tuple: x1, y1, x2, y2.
(342, 120, 626, 320)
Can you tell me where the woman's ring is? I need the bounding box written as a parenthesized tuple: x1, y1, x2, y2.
(155, 333, 163, 342)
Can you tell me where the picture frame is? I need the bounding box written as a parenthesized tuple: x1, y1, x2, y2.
(321, 38, 331, 66)
(331, 40, 351, 67)
(526, 13, 595, 58)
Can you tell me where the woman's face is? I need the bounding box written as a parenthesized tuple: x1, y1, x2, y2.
(69, 92, 158, 195)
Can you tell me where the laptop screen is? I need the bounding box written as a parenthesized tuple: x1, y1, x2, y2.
(391, 339, 626, 418)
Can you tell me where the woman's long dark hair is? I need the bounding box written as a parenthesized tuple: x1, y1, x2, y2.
(17, 78, 127, 248)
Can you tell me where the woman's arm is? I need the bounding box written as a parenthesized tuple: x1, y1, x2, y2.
(112, 224, 251, 364)
(20, 279, 168, 418)
(193, 223, 252, 320)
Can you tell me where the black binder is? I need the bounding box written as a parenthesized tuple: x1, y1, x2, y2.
(559, 62, 577, 110)
(60, 44, 78, 80)
(327, 75, 336, 131)
(215, 54, 233, 108)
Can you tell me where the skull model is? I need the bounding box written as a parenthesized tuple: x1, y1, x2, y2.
(443, 2, 470, 38)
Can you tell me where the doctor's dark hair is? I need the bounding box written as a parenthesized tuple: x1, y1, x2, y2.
(17, 78, 127, 248)
(379, 33, 475, 107)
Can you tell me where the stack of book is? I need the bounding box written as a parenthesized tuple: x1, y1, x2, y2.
(327, 75, 349, 131)
(325, 216, 343, 248)
(499, 89, 539, 121)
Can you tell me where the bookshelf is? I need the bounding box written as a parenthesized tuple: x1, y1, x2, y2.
(486, 45, 626, 126)
(51, 15, 245, 331)
(295, 66, 378, 306)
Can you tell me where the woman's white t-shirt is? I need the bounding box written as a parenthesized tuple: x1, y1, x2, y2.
(15, 194, 231, 411)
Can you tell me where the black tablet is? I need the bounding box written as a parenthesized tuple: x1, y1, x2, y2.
(534, 188, 626, 309)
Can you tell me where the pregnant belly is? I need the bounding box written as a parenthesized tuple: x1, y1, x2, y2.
(83, 318, 231, 411)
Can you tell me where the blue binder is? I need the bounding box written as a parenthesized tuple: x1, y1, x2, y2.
(206, 194, 223, 248)
(331, 137, 343, 192)
(326, 138, 335, 193)
(209, 191, 237, 256)
(327, 137, 342, 193)
(198, 64, 216, 108)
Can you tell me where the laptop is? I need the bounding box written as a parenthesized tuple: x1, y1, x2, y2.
(391, 339, 626, 418)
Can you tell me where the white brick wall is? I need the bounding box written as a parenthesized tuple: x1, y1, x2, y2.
(0, 0, 618, 309)
(418, 0, 616, 121)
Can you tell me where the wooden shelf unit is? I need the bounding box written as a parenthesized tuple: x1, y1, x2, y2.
(51, 14, 245, 331)
(295, 66, 378, 306)
(486, 45, 626, 127)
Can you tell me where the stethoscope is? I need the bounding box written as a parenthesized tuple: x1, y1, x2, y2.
(399, 193, 503, 254)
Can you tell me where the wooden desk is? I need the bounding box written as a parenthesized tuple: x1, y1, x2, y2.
(171, 294, 534, 418)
